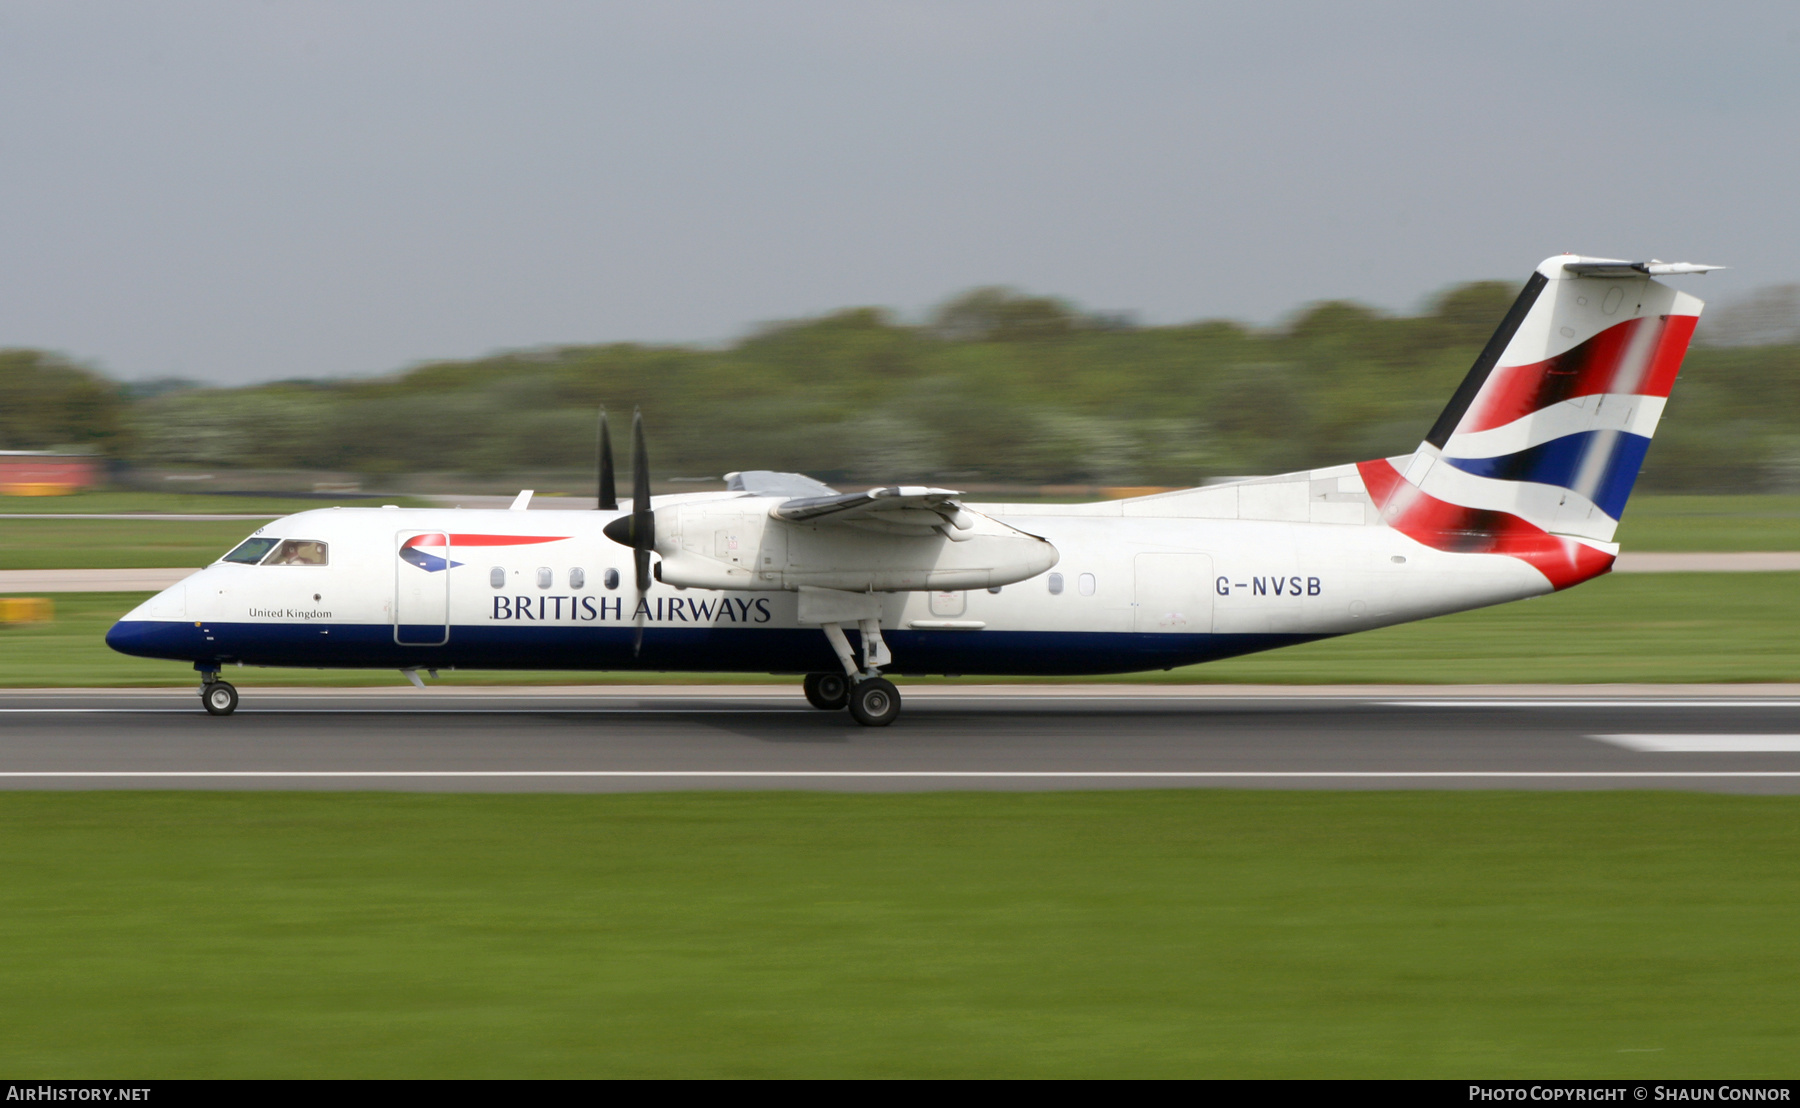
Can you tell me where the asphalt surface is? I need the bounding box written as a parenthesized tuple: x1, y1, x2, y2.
(3, 685, 1799, 793)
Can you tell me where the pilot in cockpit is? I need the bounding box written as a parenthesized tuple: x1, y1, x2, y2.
(266, 540, 328, 566)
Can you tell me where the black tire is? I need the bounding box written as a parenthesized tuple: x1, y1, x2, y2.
(847, 677, 900, 727)
(803, 672, 850, 711)
(202, 681, 238, 716)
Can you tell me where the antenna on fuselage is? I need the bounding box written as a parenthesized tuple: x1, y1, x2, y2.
(597, 407, 618, 511)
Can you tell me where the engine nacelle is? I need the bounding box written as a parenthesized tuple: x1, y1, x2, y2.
(651, 498, 1058, 592)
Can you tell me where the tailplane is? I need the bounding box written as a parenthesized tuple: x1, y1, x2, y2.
(1359, 254, 1717, 588)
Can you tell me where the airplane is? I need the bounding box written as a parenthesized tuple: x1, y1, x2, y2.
(106, 254, 1719, 724)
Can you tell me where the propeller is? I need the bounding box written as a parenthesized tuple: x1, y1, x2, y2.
(601, 409, 656, 656)
(597, 408, 617, 511)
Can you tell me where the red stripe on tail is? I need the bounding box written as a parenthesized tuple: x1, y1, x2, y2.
(1459, 314, 1697, 433)
(1356, 458, 1614, 590)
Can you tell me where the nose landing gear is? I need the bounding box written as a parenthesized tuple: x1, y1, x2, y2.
(198, 669, 238, 716)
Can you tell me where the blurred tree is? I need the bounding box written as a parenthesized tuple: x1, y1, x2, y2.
(0, 350, 129, 454)
(74, 281, 1800, 493)
(930, 288, 1084, 343)
(1427, 281, 1519, 346)
(1698, 285, 1800, 348)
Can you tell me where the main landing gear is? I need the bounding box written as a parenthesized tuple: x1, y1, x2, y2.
(804, 670, 902, 726)
(803, 672, 850, 711)
(200, 675, 238, 716)
(846, 677, 900, 727)
(797, 589, 903, 726)
(807, 615, 903, 727)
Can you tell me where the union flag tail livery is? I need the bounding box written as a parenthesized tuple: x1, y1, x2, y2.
(1357, 255, 1711, 590)
(107, 252, 1720, 724)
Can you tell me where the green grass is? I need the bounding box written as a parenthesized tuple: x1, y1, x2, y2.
(0, 490, 429, 516)
(1614, 494, 1800, 551)
(5, 573, 1797, 687)
(0, 790, 1794, 1077)
(1192, 570, 1800, 684)
(0, 519, 266, 570)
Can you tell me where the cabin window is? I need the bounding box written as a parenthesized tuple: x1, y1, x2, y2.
(490, 567, 505, 589)
(1078, 572, 1096, 596)
(569, 567, 586, 590)
(1047, 572, 1064, 595)
(265, 540, 328, 566)
(536, 567, 553, 589)
(221, 537, 279, 565)
(604, 568, 620, 590)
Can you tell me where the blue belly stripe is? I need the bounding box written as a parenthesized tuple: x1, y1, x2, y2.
(106, 619, 1325, 677)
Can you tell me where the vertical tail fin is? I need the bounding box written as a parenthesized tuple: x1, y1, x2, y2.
(1359, 254, 1717, 588)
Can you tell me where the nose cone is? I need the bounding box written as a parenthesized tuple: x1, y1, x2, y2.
(603, 510, 658, 550)
(106, 616, 166, 659)
(106, 579, 195, 660)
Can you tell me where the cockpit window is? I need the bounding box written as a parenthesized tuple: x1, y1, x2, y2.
(221, 537, 279, 565)
(265, 540, 329, 566)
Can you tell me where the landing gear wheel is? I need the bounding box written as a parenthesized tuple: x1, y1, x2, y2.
(202, 681, 238, 716)
(803, 672, 850, 711)
(847, 677, 900, 727)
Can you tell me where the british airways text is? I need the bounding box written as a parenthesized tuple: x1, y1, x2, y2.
(491, 595, 772, 622)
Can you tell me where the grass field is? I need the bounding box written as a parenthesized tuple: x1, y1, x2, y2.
(3, 572, 1796, 686)
(0, 518, 268, 569)
(1613, 494, 1800, 551)
(0, 790, 1793, 1077)
(0, 491, 434, 516)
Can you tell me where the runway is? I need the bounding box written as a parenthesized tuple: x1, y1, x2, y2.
(3, 685, 1800, 792)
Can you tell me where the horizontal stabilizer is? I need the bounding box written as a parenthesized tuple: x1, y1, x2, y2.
(1561, 257, 1724, 278)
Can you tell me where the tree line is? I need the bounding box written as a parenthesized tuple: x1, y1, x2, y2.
(3, 282, 1798, 492)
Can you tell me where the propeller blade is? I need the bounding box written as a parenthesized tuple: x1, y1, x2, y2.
(630, 408, 654, 657)
(631, 408, 654, 591)
(597, 408, 617, 511)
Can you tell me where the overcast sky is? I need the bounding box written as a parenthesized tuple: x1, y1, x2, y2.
(2, 1, 1796, 384)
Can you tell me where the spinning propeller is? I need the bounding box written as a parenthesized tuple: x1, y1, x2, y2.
(600, 409, 656, 656)
(596, 408, 617, 511)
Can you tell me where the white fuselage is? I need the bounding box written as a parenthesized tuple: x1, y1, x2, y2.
(108, 495, 1554, 678)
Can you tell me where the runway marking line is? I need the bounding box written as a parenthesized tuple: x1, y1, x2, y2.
(1388, 700, 1800, 708)
(0, 707, 815, 715)
(1591, 734, 1800, 753)
(3, 770, 1800, 779)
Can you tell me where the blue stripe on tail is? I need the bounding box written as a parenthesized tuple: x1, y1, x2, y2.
(1443, 430, 1651, 519)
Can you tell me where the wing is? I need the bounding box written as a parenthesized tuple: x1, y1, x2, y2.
(771, 485, 975, 535)
(725, 470, 839, 498)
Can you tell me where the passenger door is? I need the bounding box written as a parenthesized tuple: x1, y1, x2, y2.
(395, 531, 451, 645)
(1132, 553, 1214, 634)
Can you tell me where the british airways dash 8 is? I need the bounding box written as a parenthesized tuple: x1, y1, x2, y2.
(107, 255, 1718, 724)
